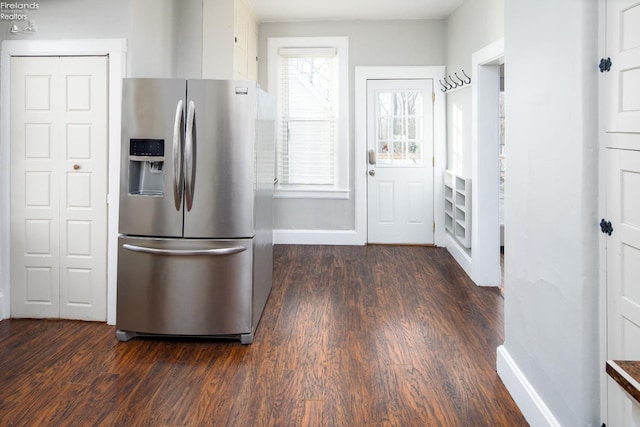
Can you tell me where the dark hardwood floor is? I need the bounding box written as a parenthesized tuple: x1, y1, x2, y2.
(0, 245, 527, 426)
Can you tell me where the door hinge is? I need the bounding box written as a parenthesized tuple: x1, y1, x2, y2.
(432, 91, 435, 103)
(433, 221, 436, 232)
(432, 157, 435, 167)
(600, 218, 613, 236)
(599, 57, 612, 72)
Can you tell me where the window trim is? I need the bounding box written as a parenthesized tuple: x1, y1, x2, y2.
(268, 36, 349, 199)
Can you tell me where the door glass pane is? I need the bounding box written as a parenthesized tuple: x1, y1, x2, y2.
(375, 90, 423, 167)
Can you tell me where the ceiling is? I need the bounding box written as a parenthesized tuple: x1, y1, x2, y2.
(247, 0, 465, 22)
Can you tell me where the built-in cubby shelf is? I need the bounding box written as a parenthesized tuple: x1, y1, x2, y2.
(444, 170, 471, 248)
(444, 171, 455, 235)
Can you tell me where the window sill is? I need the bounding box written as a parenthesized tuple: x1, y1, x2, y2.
(274, 187, 351, 200)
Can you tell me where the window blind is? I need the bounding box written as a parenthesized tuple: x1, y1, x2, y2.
(277, 48, 338, 186)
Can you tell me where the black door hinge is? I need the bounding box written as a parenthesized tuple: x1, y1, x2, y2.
(600, 218, 614, 236)
(599, 57, 612, 72)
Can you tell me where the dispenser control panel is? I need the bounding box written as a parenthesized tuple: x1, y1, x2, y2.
(130, 138, 164, 157)
(128, 138, 165, 196)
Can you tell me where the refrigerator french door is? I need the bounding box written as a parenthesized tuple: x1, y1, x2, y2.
(116, 79, 275, 344)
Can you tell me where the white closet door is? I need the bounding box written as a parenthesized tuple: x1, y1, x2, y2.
(606, 148, 640, 427)
(10, 56, 108, 321)
(603, 1, 640, 425)
(605, 0, 640, 133)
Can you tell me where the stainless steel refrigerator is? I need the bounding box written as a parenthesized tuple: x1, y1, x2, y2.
(116, 79, 275, 344)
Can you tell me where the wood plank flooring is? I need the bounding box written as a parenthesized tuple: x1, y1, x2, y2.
(0, 245, 527, 426)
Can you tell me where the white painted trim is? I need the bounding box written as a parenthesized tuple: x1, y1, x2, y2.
(273, 229, 362, 245)
(598, 3, 608, 423)
(443, 83, 471, 95)
(274, 188, 351, 200)
(497, 345, 562, 427)
(0, 39, 127, 325)
(355, 66, 447, 246)
(467, 38, 504, 287)
(445, 234, 472, 275)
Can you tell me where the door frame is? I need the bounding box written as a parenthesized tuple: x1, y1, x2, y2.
(444, 39, 504, 287)
(472, 38, 504, 286)
(355, 66, 446, 246)
(0, 39, 126, 324)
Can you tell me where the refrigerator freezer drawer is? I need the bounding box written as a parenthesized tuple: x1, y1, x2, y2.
(116, 236, 253, 337)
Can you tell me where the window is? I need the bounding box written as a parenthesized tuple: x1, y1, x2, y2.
(374, 90, 425, 167)
(268, 37, 349, 199)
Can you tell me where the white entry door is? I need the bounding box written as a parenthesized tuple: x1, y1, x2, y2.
(605, 0, 640, 133)
(10, 56, 108, 321)
(366, 79, 434, 244)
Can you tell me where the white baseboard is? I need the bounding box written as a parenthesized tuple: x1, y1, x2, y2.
(273, 229, 365, 246)
(0, 292, 7, 320)
(497, 345, 561, 427)
(445, 234, 472, 275)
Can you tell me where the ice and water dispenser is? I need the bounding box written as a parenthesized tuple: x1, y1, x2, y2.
(128, 138, 164, 196)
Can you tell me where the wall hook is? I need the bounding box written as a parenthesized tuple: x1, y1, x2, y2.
(461, 69, 472, 84)
(441, 70, 472, 93)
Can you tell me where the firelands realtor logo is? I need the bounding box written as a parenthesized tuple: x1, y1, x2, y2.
(0, 2, 38, 21)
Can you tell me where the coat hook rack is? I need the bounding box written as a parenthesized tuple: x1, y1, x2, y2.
(439, 69, 472, 93)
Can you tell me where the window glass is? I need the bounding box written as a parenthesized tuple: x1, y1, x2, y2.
(278, 53, 336, 185)
(375, 90, 424, 167)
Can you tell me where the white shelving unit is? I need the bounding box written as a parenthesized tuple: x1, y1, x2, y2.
(444, 171, 471, 248)
(444, 170, 455, 235)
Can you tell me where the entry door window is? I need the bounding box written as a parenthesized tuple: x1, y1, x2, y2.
(375, 91, 425, 167)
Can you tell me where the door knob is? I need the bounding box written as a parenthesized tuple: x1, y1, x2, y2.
(368, 169, 375, 176)
(600, 218, 613, 236)
(73, 164, 80, 170)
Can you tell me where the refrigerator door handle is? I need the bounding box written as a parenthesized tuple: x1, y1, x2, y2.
(172, 99, 184, 211)
(185, 100, 196, 211)
(123, 244, 247, 256)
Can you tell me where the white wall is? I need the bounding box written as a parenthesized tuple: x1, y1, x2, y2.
(129, 0, 177, 77)
(258, 20, 445, 234)
(446, 0, 504, 177)
(130, 0, 203, 78)
(176, 0, 203, 79)
(499, 0, 600, 425)
(443, 0, 504, 285)
(0, 0, 203, 78)
(445, 0, 504, 177)
(0, 0, 131, 41)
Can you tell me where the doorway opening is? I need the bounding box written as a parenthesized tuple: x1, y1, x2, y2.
(464, 38, 504, 287)
(354, 66, 447, 246)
